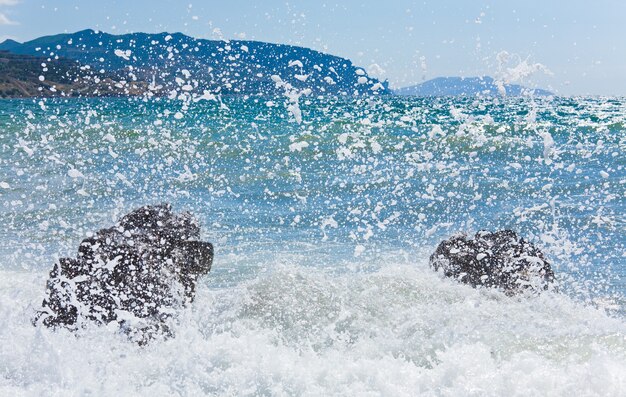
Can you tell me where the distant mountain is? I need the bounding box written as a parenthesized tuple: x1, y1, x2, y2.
(0, 29, 390, 98)
(395, 76, 552, 97)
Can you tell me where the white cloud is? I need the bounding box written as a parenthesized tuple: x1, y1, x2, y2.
(0, 12, 17, 25)
(0, 0, 18, 25)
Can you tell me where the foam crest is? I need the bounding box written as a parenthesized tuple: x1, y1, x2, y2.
(2, 260, 625, 395)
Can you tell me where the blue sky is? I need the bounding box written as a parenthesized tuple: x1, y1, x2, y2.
(0, 0, 624, 95)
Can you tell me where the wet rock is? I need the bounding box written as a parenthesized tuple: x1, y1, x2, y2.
(34, 204, 213, 343)
(429, 230, 554, 295)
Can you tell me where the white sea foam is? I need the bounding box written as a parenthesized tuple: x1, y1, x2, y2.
(2, 256, 625, 396)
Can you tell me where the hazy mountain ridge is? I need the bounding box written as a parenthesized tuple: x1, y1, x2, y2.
(395, 76, 552, 97)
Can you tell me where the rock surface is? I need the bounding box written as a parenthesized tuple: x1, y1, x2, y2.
(429, 230, 554, 295)
(35, 204, 213, 343)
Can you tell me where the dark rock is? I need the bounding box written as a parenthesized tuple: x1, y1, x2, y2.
(34, 204, 213, 343)
(429, 230, 554, 295)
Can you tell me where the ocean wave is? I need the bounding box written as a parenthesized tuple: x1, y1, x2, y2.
(2, 260, 625, 396)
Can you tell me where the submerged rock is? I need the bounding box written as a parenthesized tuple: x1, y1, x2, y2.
(429, 230, 554, 295)
(34, 204, 213, 343)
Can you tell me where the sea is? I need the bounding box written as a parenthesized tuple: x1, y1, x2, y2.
(0, 95, 625, 395)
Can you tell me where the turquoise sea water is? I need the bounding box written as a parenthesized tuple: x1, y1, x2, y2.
(1, 96, 625, 395)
